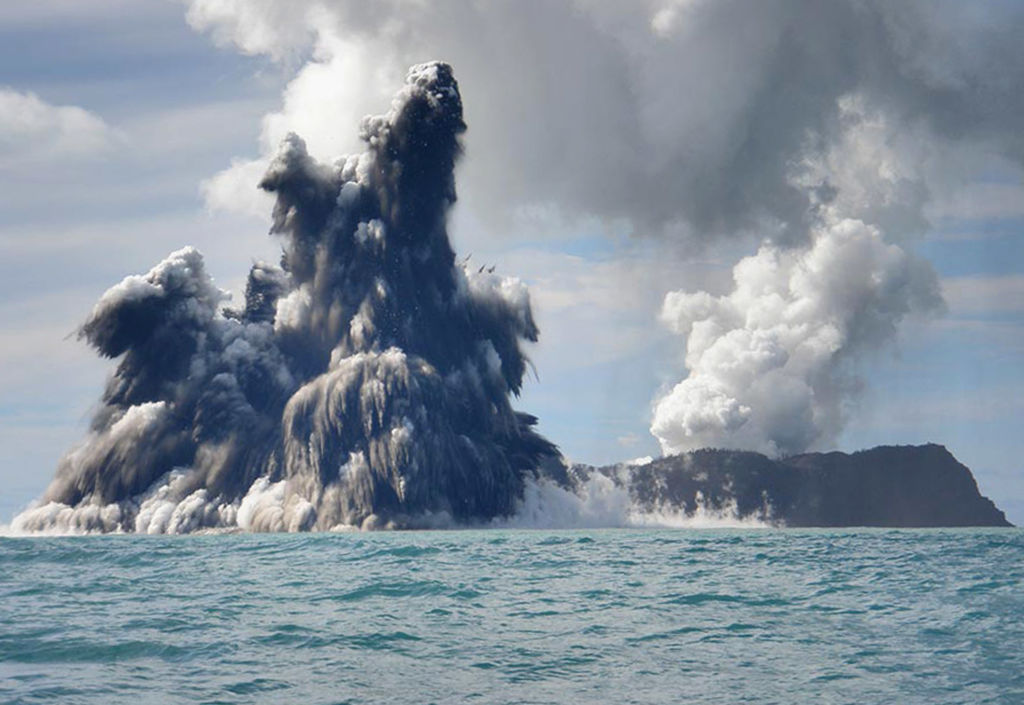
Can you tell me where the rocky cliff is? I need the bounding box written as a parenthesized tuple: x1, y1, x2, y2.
(570, 444, 1011, 527)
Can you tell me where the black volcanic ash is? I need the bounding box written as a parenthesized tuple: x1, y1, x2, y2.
(15, 62, 557, 533)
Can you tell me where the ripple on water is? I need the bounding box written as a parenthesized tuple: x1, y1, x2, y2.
(0, 529, 1021, 705)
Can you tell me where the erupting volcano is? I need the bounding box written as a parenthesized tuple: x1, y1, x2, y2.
(15, 62, 559, 533)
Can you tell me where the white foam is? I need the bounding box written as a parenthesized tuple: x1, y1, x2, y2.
(9, 470, 773, 534)
(495, 475, 773, 530)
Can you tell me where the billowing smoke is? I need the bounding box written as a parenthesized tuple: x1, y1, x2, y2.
(15, 63, 557, 533)
(182, 0, 1024, 460)
(652, 213, 943, 456)
(188, 0, 1024, 246)
(650, 97, 947, 456)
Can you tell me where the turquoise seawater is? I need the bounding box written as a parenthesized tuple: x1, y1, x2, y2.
(1, 529, 1021, 704)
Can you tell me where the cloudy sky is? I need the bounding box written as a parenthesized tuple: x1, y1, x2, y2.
(2, 0, 1024, 523)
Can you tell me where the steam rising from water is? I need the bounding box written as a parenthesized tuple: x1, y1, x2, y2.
(15, 63, 559, 533)
(652, 213, 942, 456)
(652, 98, 948, 456)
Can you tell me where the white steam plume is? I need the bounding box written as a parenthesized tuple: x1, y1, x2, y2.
(651, 91, 954, 455)
(652, 214, 942, 456)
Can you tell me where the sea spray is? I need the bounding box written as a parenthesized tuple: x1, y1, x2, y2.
(495, 474, 772, 530)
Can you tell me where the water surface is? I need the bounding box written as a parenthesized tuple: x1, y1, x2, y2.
(1, 529, 1021, 704)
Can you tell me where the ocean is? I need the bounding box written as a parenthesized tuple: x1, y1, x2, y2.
(1, 528, 1021, 704)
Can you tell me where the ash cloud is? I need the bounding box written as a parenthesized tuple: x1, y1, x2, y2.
(184, 1, 1024, 460)
(15, 62, 557, 533)
(189, 0, 1024, 246)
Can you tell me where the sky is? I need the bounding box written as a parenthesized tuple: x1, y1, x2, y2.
(1, 0, 1023, 524)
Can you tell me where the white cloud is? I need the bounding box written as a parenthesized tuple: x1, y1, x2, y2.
(0, 89, 117, 166)
(201, 157, 274, 218)
(185, 0, 321, 59)
(652, 216, 944, 456)
(196, 31, 400, 217)
(650, 0, 705, 38)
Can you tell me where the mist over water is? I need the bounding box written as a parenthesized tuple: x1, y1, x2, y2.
(2, 529, 1021, 704)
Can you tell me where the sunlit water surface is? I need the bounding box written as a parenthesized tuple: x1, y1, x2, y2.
(1, 529, 1021, 704)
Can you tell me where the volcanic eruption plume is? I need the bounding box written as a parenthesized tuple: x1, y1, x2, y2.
(15, 62, 558, 533)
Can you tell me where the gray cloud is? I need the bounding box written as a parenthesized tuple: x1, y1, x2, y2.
(189, 0, 1024, 246)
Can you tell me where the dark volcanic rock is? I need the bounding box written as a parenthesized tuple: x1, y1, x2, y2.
(570, 444, 1011, 527)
